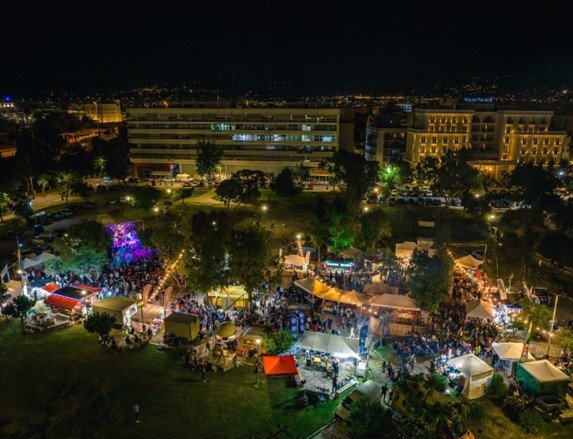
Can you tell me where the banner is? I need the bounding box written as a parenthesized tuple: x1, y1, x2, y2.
(163, 286, 173, 311)
(142, 284, 152, 305)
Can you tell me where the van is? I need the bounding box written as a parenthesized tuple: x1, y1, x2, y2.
(335, 380, 381, 422)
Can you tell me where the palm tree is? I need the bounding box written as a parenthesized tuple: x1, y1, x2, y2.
(3, 295, 36, 335)
(93, 156, 107, 177)
(36, 174, 52, 195)
(0, 192, 10, 222)
(55, 172, 79, 204)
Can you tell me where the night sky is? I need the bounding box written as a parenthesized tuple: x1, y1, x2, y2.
(2, 0, 572, 96)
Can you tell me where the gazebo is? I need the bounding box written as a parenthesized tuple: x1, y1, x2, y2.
(449, 353, 494, 399)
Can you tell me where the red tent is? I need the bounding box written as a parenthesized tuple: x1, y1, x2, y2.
(72, 284, 101, 293)
(44, 294, 80, 311)
(42, 283, 59, 293)
(262, 355, 298, 376)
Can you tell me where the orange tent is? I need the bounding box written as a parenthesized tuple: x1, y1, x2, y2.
(262, 355, 298, 376)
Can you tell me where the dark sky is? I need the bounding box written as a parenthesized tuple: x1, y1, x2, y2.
(2, 0, 572, 96)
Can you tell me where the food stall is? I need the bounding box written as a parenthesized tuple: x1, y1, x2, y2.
(448, 353, 494, 399)
(131, 303, 164, 333)
(237, 325, 272, 356)
(466, 300, 495, 320)
(208, 286, 249, 309)
(262, 355, 298, 376)
(492, 342, 534, 374)
(92, 297, 138, 326)
(164, 312, 200, 341)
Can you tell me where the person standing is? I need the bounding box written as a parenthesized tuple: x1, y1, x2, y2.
(381, 384, 388, 403)
(133, 403, 140, 423)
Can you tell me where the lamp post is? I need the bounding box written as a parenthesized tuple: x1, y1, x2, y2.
(546, 294, 559, 357)
(153, 206, 159, 222)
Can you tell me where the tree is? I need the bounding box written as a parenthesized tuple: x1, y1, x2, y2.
(171, 187, 194, 205)
(6, 180, 34, 219)
(129, 186, 161, 210)
(150, 220, 187, 260)
(228, 226, 270, 296)
(407, 249, 453, 313)
(331, 151, 379, 208)
(349, 397, 393, 439)
(55, 171, 80, 203)
(263, 330, 296, 355)
(521, 301, 552, 339)
(71, 181, 93, 202)
(486, 374, 508, 401)
(0, 283, 10, 318)
(84, 312, 116, 341)
(195, 141, 223, 181)
(97, 127, 131, 183)
(430, 150, 481, 208)
(3, 295, 36, 335)
(378, 164, 402, 193)
(357, 209, 391, 254)
(36, 173, 52, 195)
(269, 168, 302, 198)
(556, 328, 573, 353)
(415, 156, 440, 186)
(462, 190, 490, 223)
(186, 210, 232, 292)
(312, 195, 358, 258)
(93, 156, 107, 177)
(215, 179, 245, 209)
(507, 161, 559, 208)
(0, 192, 10, 222)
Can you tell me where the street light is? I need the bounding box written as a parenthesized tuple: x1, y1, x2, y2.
(363, 206, 370, 213)
(261, 205, 268, 212)
(153, 206, 159, 222)
(166, 188, 172, 194)
(296, 233, 302, 240)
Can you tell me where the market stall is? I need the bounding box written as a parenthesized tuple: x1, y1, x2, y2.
(164, 312, 200, 341)
(363, 282, 398, 295)
(262, 355, 298, 376)
(294, 277, 329, 299)
(515, 360, 570, 397)
(448, 353, 494, 399)
(92, 297, 138, 326)
(492, 342, 534, 374)
(338, 290, 369, 306)
(455, 255, 483, 270)
(237, 325, 272, 355)
(131, 303, 164, 333)
(298, 331, 359, 359)
(22, 252, 56, 270)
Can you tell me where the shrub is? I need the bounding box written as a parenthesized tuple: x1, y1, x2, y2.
(518, 408, 543, 433)
(430, 373, 448, 392)
(264, 330, 295, 355)
(486, 374, 508, 401)
(502, 395, 527, 420)
(467, 400, 486, 420)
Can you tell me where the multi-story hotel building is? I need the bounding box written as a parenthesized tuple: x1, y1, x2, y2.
(392, 108, 570, 177)
(127, 107, 354, 177)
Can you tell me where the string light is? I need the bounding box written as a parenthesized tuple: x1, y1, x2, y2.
(152, 249, 186, 300)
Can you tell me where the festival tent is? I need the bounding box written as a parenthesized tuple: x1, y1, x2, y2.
(369, 294, 420, 311)
(395, 241, 418, 259)
(449, 353, 494, 399)
(131, 303, 164, 326)
(44, 294, 80, 311)
(466, 300, 495, 320)
(515, 360, 570, 397)
(364, 282, 399, 295)
(92, 297, 138, 326)
(320, 287, 345, 302)
(164, 312, 200, 341)
(284, 254, 306, 266)
(492, 342, 527, 361)
(455, 255, 484, 270)
(208, 285, 249, 309)
(339, 247, 362, 261)
(294, 278, 329, 296)
(298, 331, 360, 359)
(338, 290, 369, 306)
(3, 280, 23, 297)
(22, 252, 56, 270)
(262, 355, 298, 376)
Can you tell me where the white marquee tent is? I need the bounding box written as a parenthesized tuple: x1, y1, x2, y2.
(455, 255, 484, 270)
(297, 331, 359, 359)
(22, 252, 56, 270)
(466, 300, 495, 320)
(449, 353, 494, 399)
(369, 294, 420, 311)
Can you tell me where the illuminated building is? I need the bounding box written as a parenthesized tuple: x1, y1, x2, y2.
(402, 109, 570, 176)
(365, 106, 412, 163)
(60, 127, 119, 145)
(84, 101, 122, 123)
(0, 132, 17, 158)
(127, 107, 355, 177)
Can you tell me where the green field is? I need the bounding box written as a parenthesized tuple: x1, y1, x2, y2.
(0, 320, 340, 439)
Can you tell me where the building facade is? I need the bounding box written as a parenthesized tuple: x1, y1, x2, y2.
(85, 101, 122, 123)
(127, 107, 354, 177)
(399, 109, 570, 177)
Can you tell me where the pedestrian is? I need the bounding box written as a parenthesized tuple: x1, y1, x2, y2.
(381, 384, 388, 403)
(133, 403, 140, 423)
(331, 375, 338, 395)
(201, 364, 207, 382)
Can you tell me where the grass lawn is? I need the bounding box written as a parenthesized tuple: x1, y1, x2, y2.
(466, 399, 573, 439)
(0, 320, 341, 439)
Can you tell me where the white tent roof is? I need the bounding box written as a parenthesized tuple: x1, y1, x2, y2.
(22, 252, 56, 270)
(284, 254, 306, 266)
(339, 247, 362, 260)
(519, 360, 570, 383)
(3, 280, 23, 297)
(456, 254, 484, 269)
(338, 290, 369, 306)
(294, 277, 329, 295)
(450, 353, 493, 377)
(466, 300, 495, 320)
(297, 331, 359, 358)
(492, 342, 526, 361)
(364, 282, 398, 295)
(396, 241, 417, 251)
(369, 293, 420, 311)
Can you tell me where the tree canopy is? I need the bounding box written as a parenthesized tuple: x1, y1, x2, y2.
(195, 141, 223, 180)
(129, 186, 161, 210)
(228, 226, 270, 294)
(331, 151, 379, 208)
(407, 249, 453, 313)
(269, 168, 302, 198)
(216, 178, 261, 209)
(84, 312, 116, 340)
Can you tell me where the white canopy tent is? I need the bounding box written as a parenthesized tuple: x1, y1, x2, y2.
(455, 255, 483, 270)
(369, 293, 420, 311)
(294, 277, 329, 296)
(339, 247, 362, 261)
(395, 241, 417, 259)
(449, 353, 494, 399)
(22, 252, 56, 270)
(492, 342, 527, 361)
(466, 300, 495, 320)
(284, 254, 306, 266)
(297, 331, 359, 359)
